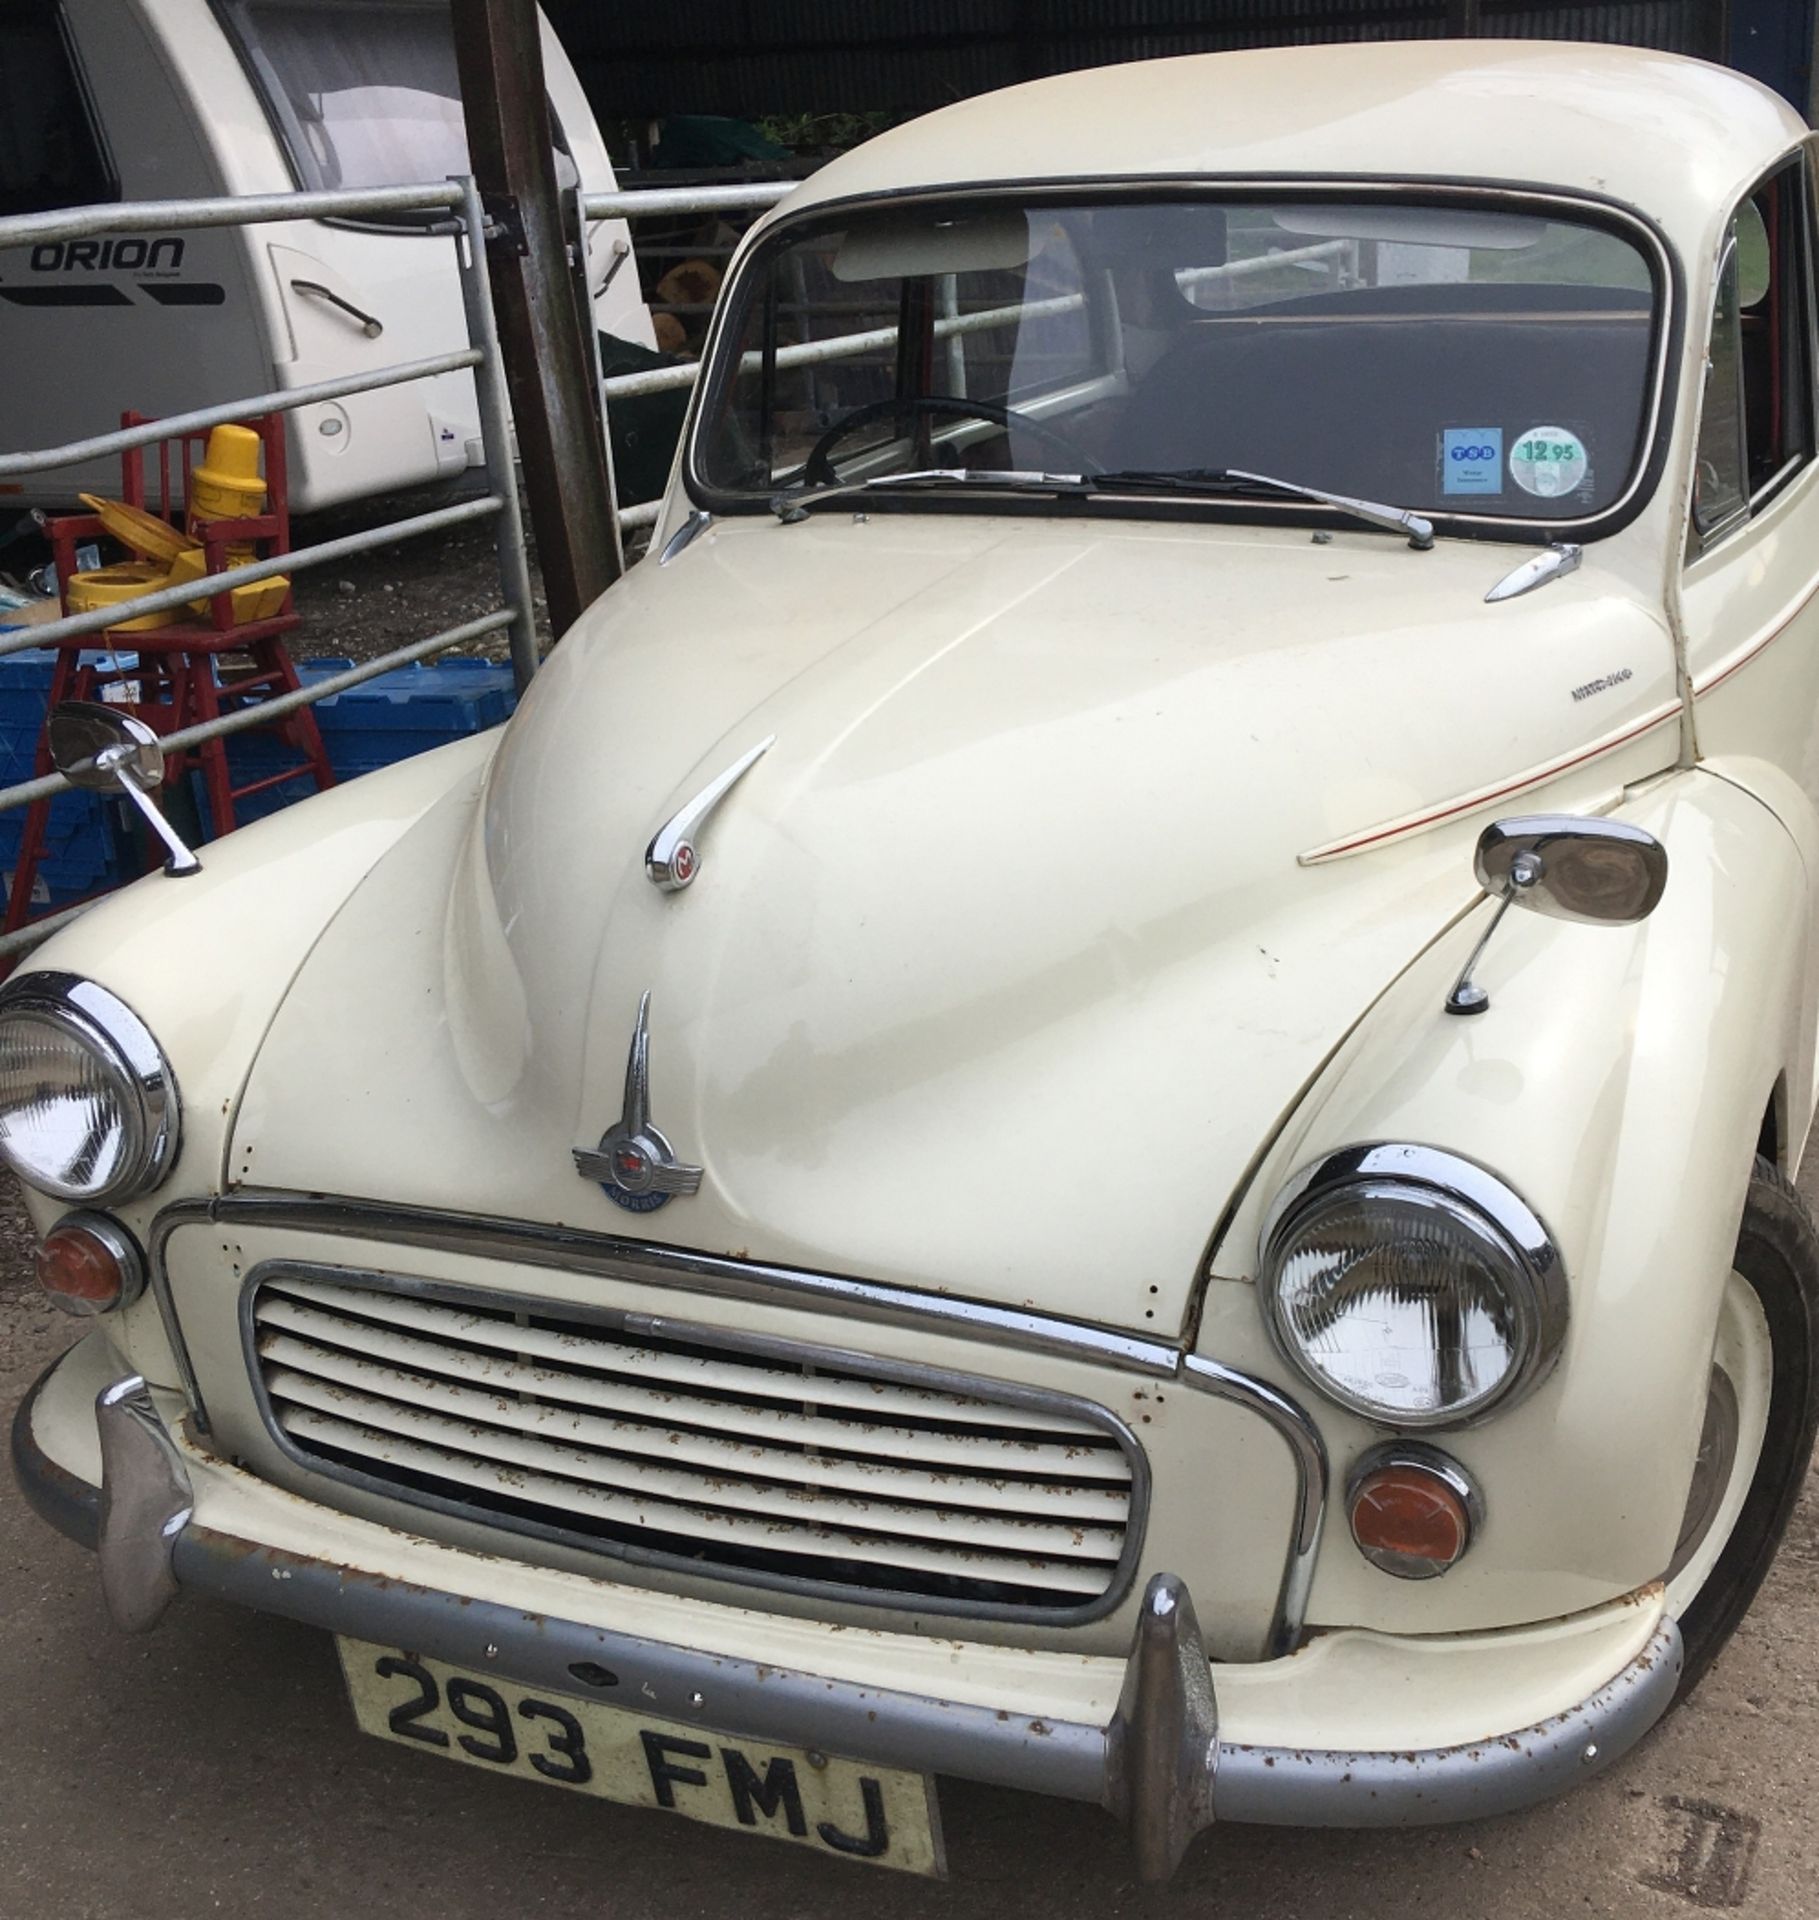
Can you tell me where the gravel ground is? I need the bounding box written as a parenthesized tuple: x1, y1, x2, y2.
(284, 489, 551, 670)
(3, 1164, 1819, 1917)
(283, 481, 655, 670)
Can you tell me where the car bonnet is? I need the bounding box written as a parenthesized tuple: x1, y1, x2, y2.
(229, 515, 1679, 1335)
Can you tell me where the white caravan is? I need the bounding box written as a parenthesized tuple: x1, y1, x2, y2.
(0, 0, 654, 512)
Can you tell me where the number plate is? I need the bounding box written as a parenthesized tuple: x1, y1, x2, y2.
(337, 1640, 945, 1877)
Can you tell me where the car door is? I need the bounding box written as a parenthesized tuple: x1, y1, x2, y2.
(1678, 144, 1819, 1127)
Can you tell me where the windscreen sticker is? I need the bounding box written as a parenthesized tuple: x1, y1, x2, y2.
(1510, 426, 1589, 499)
(1441, 428, 1504, 495)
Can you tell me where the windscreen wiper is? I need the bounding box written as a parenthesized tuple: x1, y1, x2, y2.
(769, 463, 1437, 549)
(770, 468, 1089, 522)
(1087, 466, 1435, 550)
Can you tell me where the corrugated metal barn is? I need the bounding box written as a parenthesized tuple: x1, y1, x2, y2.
(544, 1, 1812, 120)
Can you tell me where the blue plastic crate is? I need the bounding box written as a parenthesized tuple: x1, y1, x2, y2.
(0, 648, 517, 851)
(0, 789, 124, 856)
(192, 764, 318, 836)
(0, 799, 132, 908)
(0, 645, 130, 699)
(0, 650, 134, 896)
(206, 656, 516, 839)
(298, 656, 517, 735)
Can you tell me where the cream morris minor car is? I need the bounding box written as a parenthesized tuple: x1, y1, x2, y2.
(11, 38, 1819, 1884)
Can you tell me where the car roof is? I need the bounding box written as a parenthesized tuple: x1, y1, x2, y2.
(776, 41, 1809, 257)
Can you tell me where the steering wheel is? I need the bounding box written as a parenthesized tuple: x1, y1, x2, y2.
(803, 394, 1092, 486)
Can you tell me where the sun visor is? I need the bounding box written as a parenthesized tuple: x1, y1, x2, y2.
(831, 211, 1033, 282)
(1269, 206, 1548, 250)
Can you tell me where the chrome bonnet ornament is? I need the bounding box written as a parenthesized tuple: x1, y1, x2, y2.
(573, 991, 703, 1212)
(646, 736, 775, 892)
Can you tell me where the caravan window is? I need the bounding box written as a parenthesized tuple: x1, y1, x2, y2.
(218, 1, 467, 196)
(0, 2, 117, 216)
(216, 0, 577, 213)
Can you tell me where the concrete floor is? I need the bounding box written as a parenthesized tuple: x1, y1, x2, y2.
(4, 1177, 1818, 1920)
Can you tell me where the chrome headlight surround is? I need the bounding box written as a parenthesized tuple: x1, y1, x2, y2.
(0, 972, 180, 1205)
(1259, 1143, 1567, 1430)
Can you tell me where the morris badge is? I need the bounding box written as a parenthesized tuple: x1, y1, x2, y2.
(573, 991, 703, 1212)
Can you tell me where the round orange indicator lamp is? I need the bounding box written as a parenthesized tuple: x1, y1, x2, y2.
(1347, 1445, 1482, 1580)
(34, 1214, 144, 1317)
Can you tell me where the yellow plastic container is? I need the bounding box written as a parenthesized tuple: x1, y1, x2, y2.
(65, 562, 177, 631)
(168, 546, 289, 624)
(188, 424, 267, 523)
(189, 424, 267, 566)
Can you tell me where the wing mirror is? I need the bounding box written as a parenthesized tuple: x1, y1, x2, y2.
(1445, 814, 1665, 1016)
(49, 701, 201, 879)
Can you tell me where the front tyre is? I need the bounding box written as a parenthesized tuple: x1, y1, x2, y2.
(1667, 1156, 1819, 1697)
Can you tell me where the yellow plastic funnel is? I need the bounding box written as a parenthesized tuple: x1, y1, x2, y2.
(78, 494, 200, 566)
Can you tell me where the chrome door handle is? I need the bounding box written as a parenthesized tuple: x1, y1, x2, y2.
(289, 279, 384, 339)
(596, 236, 631, 297)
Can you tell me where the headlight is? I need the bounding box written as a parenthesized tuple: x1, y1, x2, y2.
(0, 973, 179, 1203)
(1260, 1144, 1565, 1428)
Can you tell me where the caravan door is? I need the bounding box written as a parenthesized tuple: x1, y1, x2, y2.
(214, 0, 654, 511)
(0, 0, 272, 511)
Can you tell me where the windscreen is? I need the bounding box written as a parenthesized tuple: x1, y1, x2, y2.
(694, 196, 1661, 525)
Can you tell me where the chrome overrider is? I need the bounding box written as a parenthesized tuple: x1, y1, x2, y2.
(13, 1366, 1684, 1883)
(95, 1372, 192, 1631)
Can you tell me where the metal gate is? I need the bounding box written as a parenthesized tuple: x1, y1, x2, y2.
(0, 177, 527, 959)
(0, 172, 799, 959)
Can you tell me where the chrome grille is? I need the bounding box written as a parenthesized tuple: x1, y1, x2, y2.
(248, 1271, 1139, 1617)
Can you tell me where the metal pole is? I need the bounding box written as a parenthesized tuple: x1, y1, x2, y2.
(939, 274, 966, 397)
(0, 349, 482, 478)
(455, 175, 542, 691)
(580, 183, 794, 220)
(451, 0, 619, 634)
(0, 182, 462, 250)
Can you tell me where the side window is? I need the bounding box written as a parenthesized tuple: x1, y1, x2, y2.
(1694, 239, 1748, 535)
(0, 3, 117, 217)
(1693, 160, 1815, 547)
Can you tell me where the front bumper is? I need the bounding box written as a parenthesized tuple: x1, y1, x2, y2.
(13, 1353, 1683, 1881)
